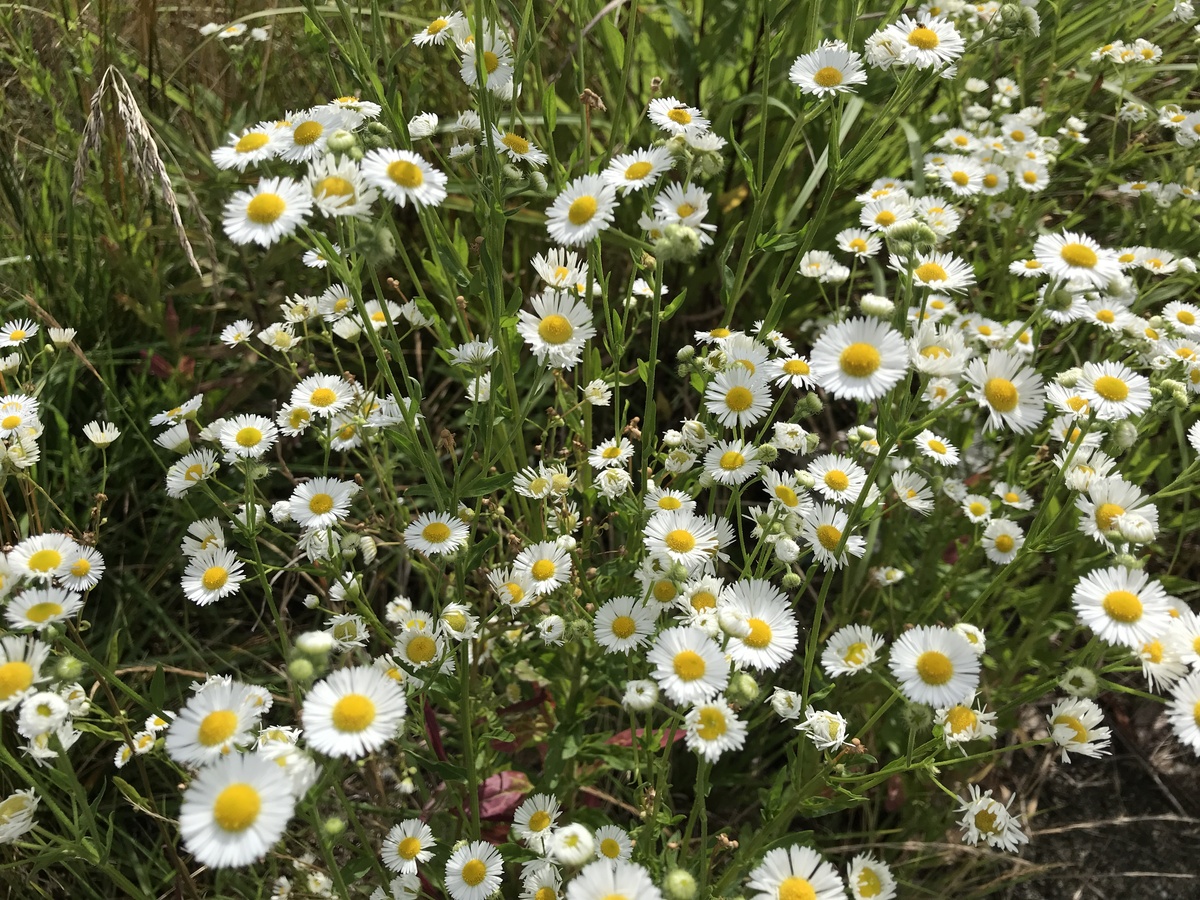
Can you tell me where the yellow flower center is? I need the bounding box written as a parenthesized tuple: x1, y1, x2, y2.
(27, 549, 63, 572)
(983, 377, 1018, 412)
(70, 557, 92, 578)
(673, 649, 706, 681)
(235, 132, 270, 153)
(308, 493, 334, 515)
(657, 495, 682, 510)
(907, 24, 940, 50)
(1, 414, 20, 429)
(974, 808, 999, 835)
(874, 210, 896, 227)
(690, 590, 717, 611)
(309, 387, 338, 407)
(1102, 589, 1142, 623)
(293, 121, 324, 145)
(538, 314, 574, 344)
(535, 889, 557, 900)
(531, 559, 557, 581)
(0, 661, 33, 699)
(387, 160, 424, 188)
(500, 133, 531, 156)
(915, 650, 954, 685)
(719, 450, 745, 470)
(813, 66, 843, 87)
(915, 262, 948, 282)
(950, 171, 969, 187)
(406, 635, 437, 664)
(1054, 714, 1089, 744)
(824, 470, 850, 492)
(236, 426, 262, 447)
(600, 838, 622, 858)
(815, 524, 842, 551)
(848, 238, 868, 253)
(624, 161, 653, 180)
(843, 641, 868, 665)
(427, 17, 448, 34)
(709, 327, 731, 338)
(968, 501, 987, 517)
(665, 530, 697, 553)
(857, 868, 883, 898)
(212, 784, 261, 833)
(667, 108, 692, 125)
(184, 463, 205, 482)
(1022, 170, 1039, 185)
(695, 706, 727, 740)
(1092, 375, 1129, 402)
(946, 704, 977, 734)
(724, 386, 754, 412)
(198, 709, 239, 746)
(676, 202, 696, 217)
(526, 809, 552, 832)
(421, 522, 452, 543)
(611, 615, 637, 639)
(1060, 242, 1098, 268)
(778, 876, 817, 900)
(1095, 502, 1125, 531)
(653, 580, 677, 603)
(839, 342, 882, 377)
(568, 196, 598, 225)
(483, 51, 500, 74)
(290, 408, 311, 429)
(201, 566, 228, 591)
(927, 439, 948, 454)
(983, 173, 999, 188)
(1176, 310, 1196, 326)
(744, 617, 772, 649)
(398, 836, 423, 859)
(1143, 640, 1164, 663)
(331, 693, 376, 732)
(993, 534, 1015, 553)
(314, 176, 356, 199)
(774, 485, 799, 507)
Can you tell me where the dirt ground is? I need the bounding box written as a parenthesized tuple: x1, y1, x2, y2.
(1001, 694, 1200, 900)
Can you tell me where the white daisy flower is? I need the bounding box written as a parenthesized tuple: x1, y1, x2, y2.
(746, 845, 846, 900)
(647, 96, 708, 135)
(809, 317, 908, 402)
(1048, 697, 1112, 762)
(964, 350, 1046, 433)
(306, 153, 378, 218)
(684, 697, 747, 762)
(704, 368, 773, 429)
(789, 44, 868, 96)
(1072, 566, 1172, 649)
(1078, 361, 1151, 421)
(179, 751, 296, 869)
(982, 519, 1024, 564)
(1033, 231, 1121, 289)
(210, 123, 281, 171)
(703, 439, 759, 486)
(1166, 671, 1200, 754)
(545, 175, 618, 246)
(513, 541, 573, 595)
(5, 587, 83, 632)
(0, 636, 51, 711)
(302, 666, 407, 759)
(361, 149, 448, 208)
(888, 625, 981, 707)
(602, 146, 674, 193)
(276, 107, 349, 162)
(512, 793, 561, 850)
(403, 512, 470, 556)
(847, 854, 897, 900)
(165, 678, 262, 765)
(647, 626, 728, 706)
(222, 177, 312, 247)
(219, 414, 278, 460)
(801, 502, 866, 570)
(822, 624, 885, 677)
(382, 820, 435, 874)
(724, 579, 799, 672)
(288, 477, 359, 529)
(445, 840, 504, 900)
(491, 127, 548, 167)
(517, 289, 597, 370)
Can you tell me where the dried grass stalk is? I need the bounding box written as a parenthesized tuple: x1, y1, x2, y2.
(71, 66, 212, 276)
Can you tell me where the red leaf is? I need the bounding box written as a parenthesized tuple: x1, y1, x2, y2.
(607, 728, 687, 749)
(478, 770, 532, 819)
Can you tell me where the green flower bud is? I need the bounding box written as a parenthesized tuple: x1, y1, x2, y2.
(781, 572, 803, 590)
(288, 658, 316, 683)
(1060, 666, 1099, 698)
(654, 224, 703, 262)
(1113, 420, 1138, 450)
(676, 345, 696, 363)
(323, 817, 346, 837)
(727, 671, 760, 705)
(529, 171, 549, 193)
(800, 392, 824, 417)
(55, 656, 86, 682)
(326, 129, 357, 154)
(756, 443, 779, 463)
(664, 869, 698, 900)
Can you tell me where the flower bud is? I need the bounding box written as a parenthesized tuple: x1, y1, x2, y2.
(1113, 420, 1138, 451)
(54, 656, 86, 682)
(322, 817, 346, 837)
(288, 658, 315, 683)
(664, 870, 697, 900)
(727, 671, 760, 705)
(326, 129, 357, 153)
(780, 572, 803, 590)
(1060, 666, 1099, 698)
